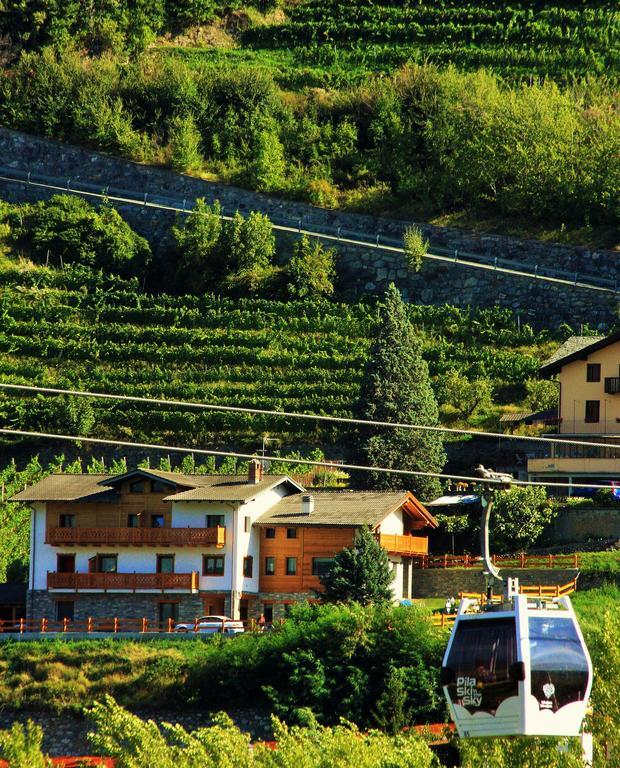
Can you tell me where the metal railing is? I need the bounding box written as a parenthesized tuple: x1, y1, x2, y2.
(0, 167, 616, 295)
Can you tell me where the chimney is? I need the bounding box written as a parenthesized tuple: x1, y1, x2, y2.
(249, 459, 263, 485)
(301, 494, 314, 515)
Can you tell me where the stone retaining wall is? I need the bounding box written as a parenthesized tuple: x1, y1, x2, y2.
(0, 128, 616, 327)
(0, 708, 273, 756)
(411, 567, 579, 598)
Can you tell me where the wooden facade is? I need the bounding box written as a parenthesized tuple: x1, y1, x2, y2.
(258, 525, 357, 593)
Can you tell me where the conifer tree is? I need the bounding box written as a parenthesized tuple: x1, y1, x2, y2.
(357, 284, 445, 500)
(319, 527, 394, 605)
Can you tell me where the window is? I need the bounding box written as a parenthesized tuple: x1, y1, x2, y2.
(265, 557, 276, 575)
(59, 514, 75, 528)
(265, 528, 276, 539)
(243, 556, 253, 578)
(152, 480, 171, 493)
(585, 400, 600, 423)
(283, 603, 293, 617)
(244, 516, 251, 533)
(158, 602, 179, 625)
(56, 601, 74, 622)
(127, 514, 139, 528)
(151, 514, 165, 528)
(286, 557, 297, 576)
(130, 481, 146, 493)
(157, 555, 174, 574)
(586, 363, 601, 383)
(286, 528, 297, 539)
(56, 554, 75, 573)
(99, 555, 118, 573)
(444, 617, 517, 715)
(206, 514, 225, 528)
(263, 604, 274, 623)
(203, 555, 225, 576)
(312, 557, 335, 577)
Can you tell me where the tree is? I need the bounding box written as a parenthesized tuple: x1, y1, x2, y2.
(372, 665, 411, 735)
(319, 527, 394, 605)
(356, 284, 445, 499)
(439, 368, 493, 420)
(525, 378, 559, 412)
(491, 486, 555, 553)
(287, 235, 336, 299)
(220, 211, 278, 295)
(251, 122, 286, 192)
(172, 198, 224, 292)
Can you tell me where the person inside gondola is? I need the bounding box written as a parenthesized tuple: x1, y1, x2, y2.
(475, 658, 496, 685)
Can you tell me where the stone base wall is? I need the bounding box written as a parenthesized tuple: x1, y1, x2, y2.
(253, 592, 315, 621)
(28, 590, 204, 623)
(547, 506, 620, 545)
(411, 568, 579, 598)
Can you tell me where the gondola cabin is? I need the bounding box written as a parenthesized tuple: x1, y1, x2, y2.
(441, 593, 592, 738)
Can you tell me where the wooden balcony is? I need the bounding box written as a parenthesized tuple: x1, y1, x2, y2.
(46, 526, 225, 548)
(379, 534, 428, 556)
(47, 571, 199, 592)
(605, 377, 620, 395)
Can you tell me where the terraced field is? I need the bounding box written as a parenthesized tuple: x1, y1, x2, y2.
(0, 262, 548, 451)
(157, 0, 620, 87)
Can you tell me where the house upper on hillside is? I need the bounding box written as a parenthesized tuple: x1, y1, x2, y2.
(528, 332, 620, 491)
(11, 461, 437, 625)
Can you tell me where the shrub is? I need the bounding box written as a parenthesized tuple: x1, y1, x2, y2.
(403, 226, 428, 272)
(168, 114, 204, 173)
(172, 199, 224, 292)
(8, 196, 151, 277)
(287, 235, 336, 299)
(525, 378, 559, 412)
(0, 721, 50, 768)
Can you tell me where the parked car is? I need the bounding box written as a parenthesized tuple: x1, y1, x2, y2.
(174, 615, 245, 634)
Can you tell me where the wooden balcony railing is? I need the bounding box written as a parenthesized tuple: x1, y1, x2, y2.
(47, 571, 199, 592)
(379, 534, 428, 556)
(46, 526, 225, 548)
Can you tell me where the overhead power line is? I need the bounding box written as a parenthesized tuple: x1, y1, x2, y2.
(0, 168, 616, 294)
(0, 427, 614, 491)
(1, 382, 619, 452)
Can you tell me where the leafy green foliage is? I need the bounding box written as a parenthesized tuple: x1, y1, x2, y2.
(0, 720, 50, 768)
(458, 734, 585, 768)
(287, 235, 336, 299)
(319, 527, 394, 605)
(220, 211, 278, 295)
(1, 48, 618, 229)
(403, 226, 428, 272)
(437, 369, 493, 420)
(525, 378, 559, 412)
(357, 284, 445, 499)
(172, 199, 224, 292)
(491, 486, 556, 553)
(6, 196, 151, 277)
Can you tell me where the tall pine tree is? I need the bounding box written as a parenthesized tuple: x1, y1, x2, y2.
(356, 284, 445, 500)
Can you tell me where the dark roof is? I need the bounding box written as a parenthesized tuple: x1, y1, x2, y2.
(10, 475, 117, 502)
(10, 470, 302, 504)
(164, 476, 300, 503)
(255, 490, 438, 529)
(499, 409, 558, 426)
(540, 334, 610, 376)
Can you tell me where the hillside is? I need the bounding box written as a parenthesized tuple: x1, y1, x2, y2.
(0, 256, 553, 453)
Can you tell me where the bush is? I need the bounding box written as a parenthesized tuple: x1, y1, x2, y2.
(287, 235, 336, 299)
(403, 226, 428, 272)
(172, 199, 224, 292)
(8, 196, 151, 277)
(168, 114, 204, 173)
(0, 721, 50, 768)
(525, 378, 559, 412)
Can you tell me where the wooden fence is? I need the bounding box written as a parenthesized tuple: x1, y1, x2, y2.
(412, 553, 579, 570)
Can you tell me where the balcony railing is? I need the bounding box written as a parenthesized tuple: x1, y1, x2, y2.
(46, 526, 225, 548)
(605, 377, 620, 395)
(379, 534, 428, 556)
(47, 571, 199, 592)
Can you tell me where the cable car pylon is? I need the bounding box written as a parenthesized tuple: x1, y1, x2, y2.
(440, 467, 593, 747)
